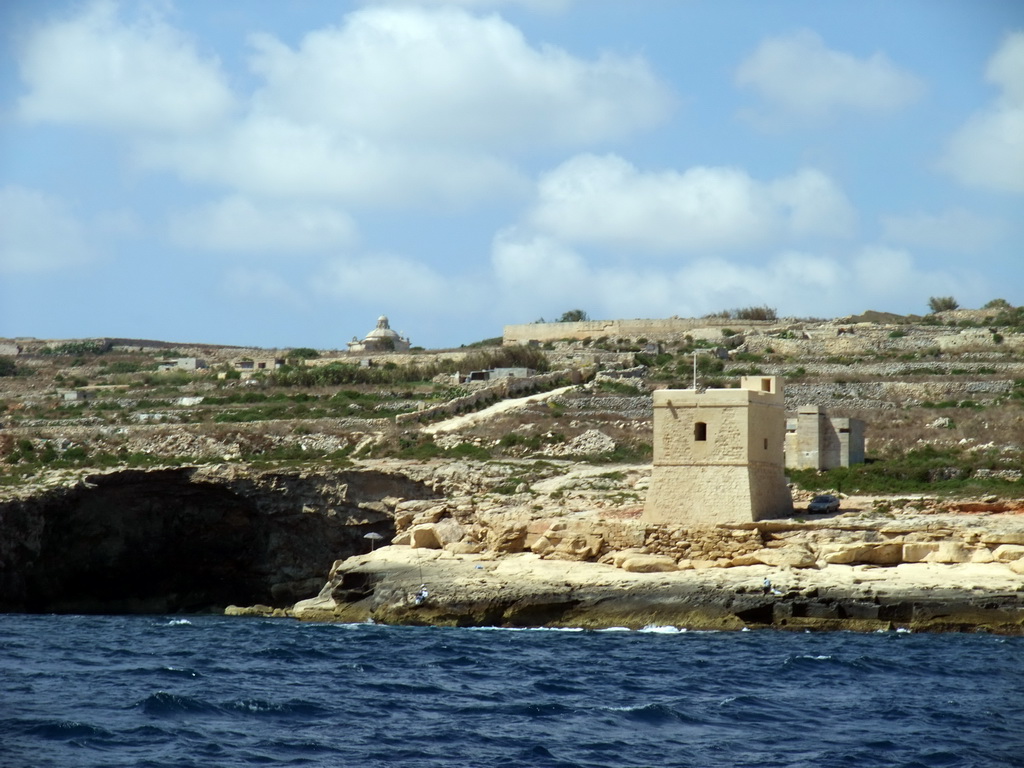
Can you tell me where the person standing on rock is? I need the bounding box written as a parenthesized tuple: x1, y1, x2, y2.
(763, 577, 772, 595)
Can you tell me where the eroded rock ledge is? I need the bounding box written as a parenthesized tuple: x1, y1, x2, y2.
(286, 547, 1024, 634)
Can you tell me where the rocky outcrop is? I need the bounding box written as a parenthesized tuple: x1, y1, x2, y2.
(0, 465, 438, 613)
(292, 546, 1024, 634)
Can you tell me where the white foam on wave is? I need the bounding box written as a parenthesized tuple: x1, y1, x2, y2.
(165, 619, 192, 626)
(639, 625, 685, 634)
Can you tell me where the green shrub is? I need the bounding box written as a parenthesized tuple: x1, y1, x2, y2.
(445, 442, 491, 460)
(927, 296, 959, 313)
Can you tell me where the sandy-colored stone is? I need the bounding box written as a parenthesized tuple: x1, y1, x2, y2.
(923, 542, 974, 564)
(446, 540, 484, 555)
(409, 524, 442, 549)
(820, 542, 903, 566)
(992, 544, 1024, 563)
(753, 546, 817, 569)
(619, 554, 677, 573)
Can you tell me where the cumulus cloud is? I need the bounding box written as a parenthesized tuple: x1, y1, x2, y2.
(0, 186, 95, 273)
(313, 254, 473, 313)
(940, 31, 1024, 193)
(170, 196, 358, 253)
(136, 120, 529, 207)
(25, 3, 669, 210)
(222, 267, 304, 305)
(880, 208, 1008, 252)
(525, 154, 855, 252)
(17, 0, 234, 134)
(246, 5, 672, 150)
(491, 226, 980, 323)
(735, 29, 923, 124)
(359, 0, 573, 14)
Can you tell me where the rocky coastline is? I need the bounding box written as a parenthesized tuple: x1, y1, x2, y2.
(268, 532, 1024, 635)
(2, 462, 1023, 633)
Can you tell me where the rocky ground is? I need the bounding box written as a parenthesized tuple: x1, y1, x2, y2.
(3, 308, 1024, 631)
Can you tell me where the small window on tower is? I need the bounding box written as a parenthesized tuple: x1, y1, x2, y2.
(694, 422, 707, 441)
(764, 438, 768, 450)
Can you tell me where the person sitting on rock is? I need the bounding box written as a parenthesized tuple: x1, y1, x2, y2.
(762, 577, 772, 595)
(414, 585, 429, 605)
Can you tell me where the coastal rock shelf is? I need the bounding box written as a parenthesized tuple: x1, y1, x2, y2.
(288, 548, 1024, 634)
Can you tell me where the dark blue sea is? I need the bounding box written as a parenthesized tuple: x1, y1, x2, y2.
(2, 616, 1022, 768)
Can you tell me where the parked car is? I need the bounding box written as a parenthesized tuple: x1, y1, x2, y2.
(807, 494, 841, 513)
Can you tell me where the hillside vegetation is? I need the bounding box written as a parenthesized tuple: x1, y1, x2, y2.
(1, 304, 1023, 499)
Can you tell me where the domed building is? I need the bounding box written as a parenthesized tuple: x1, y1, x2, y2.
(347, 315, 411, 353)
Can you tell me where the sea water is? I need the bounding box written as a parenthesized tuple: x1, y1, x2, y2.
(2, 615, 1022, 768)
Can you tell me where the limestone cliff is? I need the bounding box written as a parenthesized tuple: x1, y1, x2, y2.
(0, 465, 438, 613)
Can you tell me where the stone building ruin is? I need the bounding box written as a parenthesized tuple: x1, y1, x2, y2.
(643, 376, 793, 526)
(785, 406, 865, 470)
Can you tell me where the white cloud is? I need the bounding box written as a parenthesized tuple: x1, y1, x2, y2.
(490, 226, 982, 323)
(735, 29, 923, 124)
(940, 32, 1024, 193)
(69, 3, 670, 208)
(136, 118, 529, 207)
(880, 208, 1008, 252)
(313, 254, 468, 313)
(359, 0, 573, 13)
(246, 5, 672, 151)
(525, 154, 855, 253)
(17, 0, 234, 134)
(0, 186, 94, 273)
(223, 267, 304, 305)
(170, 196, 358, 253)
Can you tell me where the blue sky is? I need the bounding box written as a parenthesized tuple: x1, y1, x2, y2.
(1, 0, 1022, 350)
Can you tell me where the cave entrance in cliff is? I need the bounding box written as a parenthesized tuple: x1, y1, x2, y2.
(25, 470, 268, 614)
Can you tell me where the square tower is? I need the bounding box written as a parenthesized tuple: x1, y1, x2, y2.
(643, 376, 793, 525)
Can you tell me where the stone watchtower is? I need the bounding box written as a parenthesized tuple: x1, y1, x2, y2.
(643, 376, 793, 525)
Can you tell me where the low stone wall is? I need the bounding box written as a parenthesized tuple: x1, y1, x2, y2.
(395, 369, 589, 425)
(504, 318, 779, 345)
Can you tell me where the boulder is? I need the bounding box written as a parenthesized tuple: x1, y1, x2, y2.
(902, 541, 974, 564)
(901, 542, 939, 563)
(820, 542, 903, 566)
(971, 548, 995, 564)
(992, 544, 1024, 563)
(391, 531, 412, 546)
(412, 505, 449, 526)
(530, 535, 554, 555)
(753, 546, 816, 569)
(1008, 559, 1024, 576)
(445, 540, 484, 555)
(924, 542, 974, 564)
(981, 532, 1024, 546)
(548, 534, 603, 561)
(611, 548, 647, 568)
(488, 522, 528, 554)
(432, 517, 466, 546)
(619, 554, 677, 573)
(409, 524, 442, 549)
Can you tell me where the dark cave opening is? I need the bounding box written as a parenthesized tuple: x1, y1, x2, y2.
(1, 467, 420, 614)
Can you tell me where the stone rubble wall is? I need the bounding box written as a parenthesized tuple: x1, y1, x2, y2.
(395, 368, 591, 425)
(503, 318, 779, 345)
